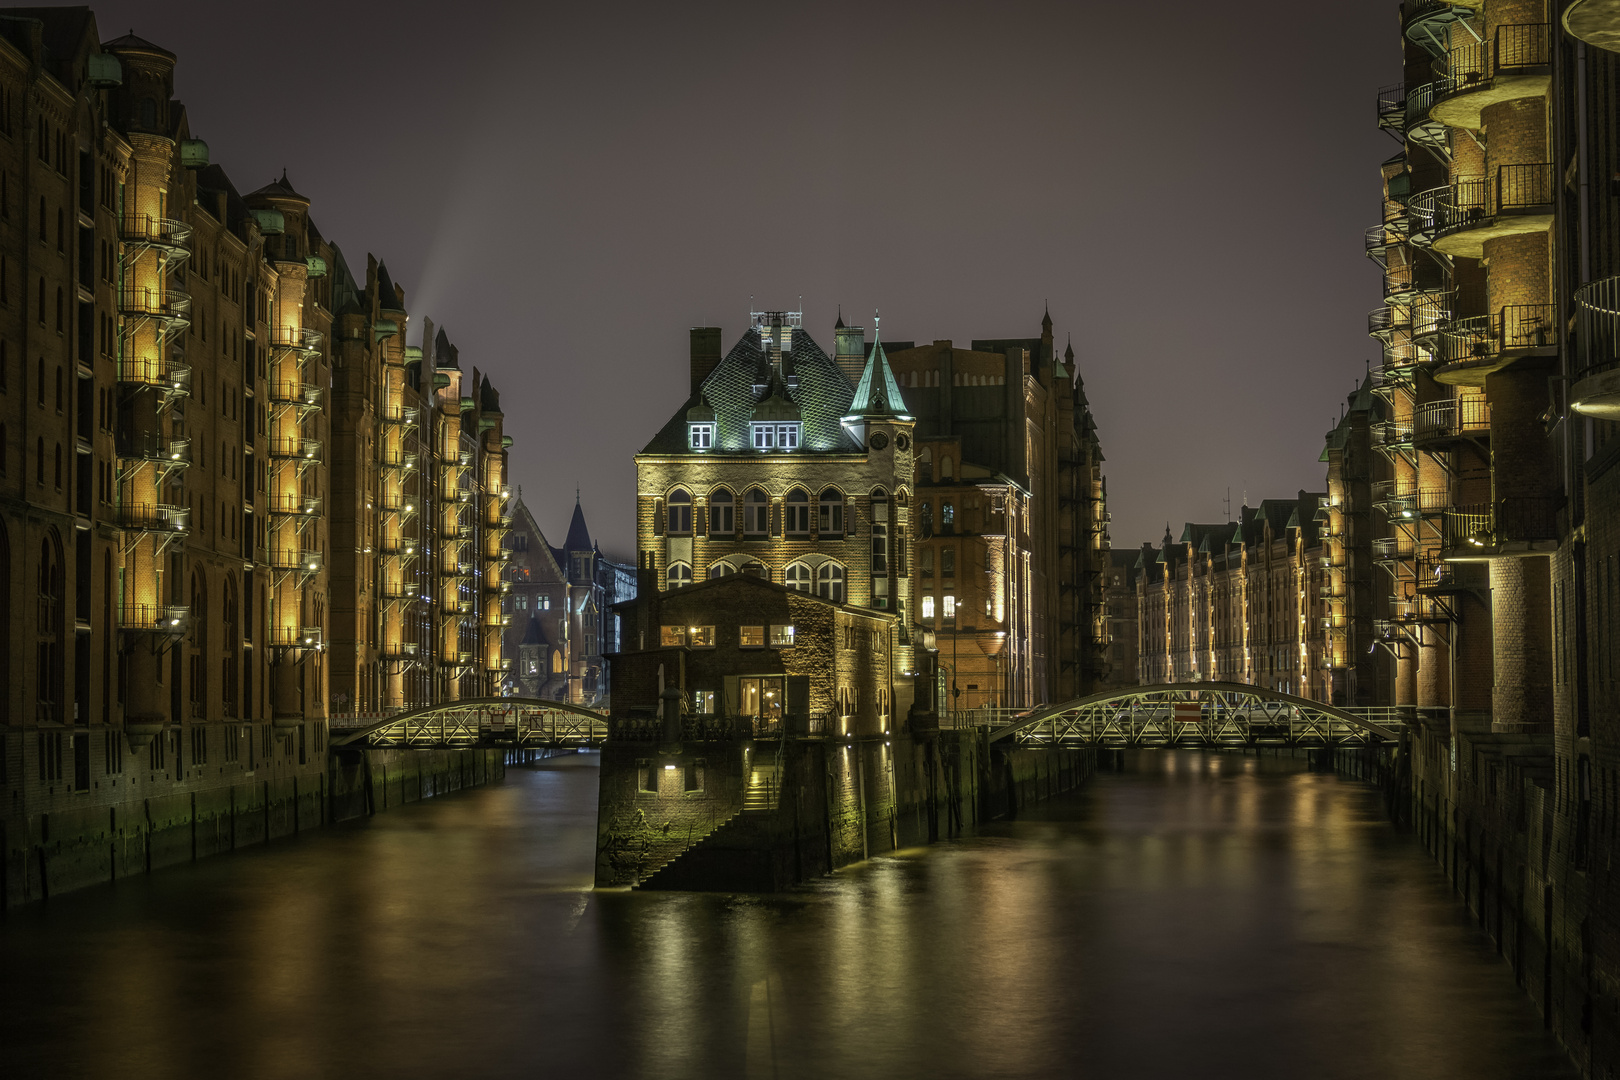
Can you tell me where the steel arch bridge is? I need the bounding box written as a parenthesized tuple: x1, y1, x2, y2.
(986, 682, 1401, 748)
(329, 698, 610, 750)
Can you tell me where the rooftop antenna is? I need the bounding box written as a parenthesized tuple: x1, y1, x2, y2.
(1223, 487, 1231, 520)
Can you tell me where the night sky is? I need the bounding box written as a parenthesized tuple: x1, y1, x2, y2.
(89, 0, 1399, 559)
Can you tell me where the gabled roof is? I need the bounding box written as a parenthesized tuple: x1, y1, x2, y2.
(639, 326, 857, 455)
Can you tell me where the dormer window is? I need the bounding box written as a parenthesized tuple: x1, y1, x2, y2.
(752, 422, 800, 450)
(689, 423, 713, 450)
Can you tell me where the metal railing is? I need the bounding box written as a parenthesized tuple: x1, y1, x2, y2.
(1574, 275, 1620, 379)
(116, 503, 190, 531)
(1438, 303, 1558, 364)
(118, 356, 191, 393)
(266, 494, 321, 516)
(1442, 497, 1561, 549)
(1434, 164, 1554, 240)
(268, 326, 322, 352)
(267, 548, 323, 573)
(1414, 396, 1491, 442)
(118, 603, 189, 633)
(118, 287, 191, 319)
(268, 381, 322, 408)
(116, 435, 191, 464)
(268, 437, 322, 461)
(1438, 23, 1549, 92)
(1376, 83, 1406, 131)
(119, 213, 194, 248)
(1373, 536, 1417, 561)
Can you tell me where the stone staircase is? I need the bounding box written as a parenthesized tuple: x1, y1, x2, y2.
(637, 758, 783, 890)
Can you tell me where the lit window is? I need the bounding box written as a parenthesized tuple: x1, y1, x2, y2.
(770, 624, 796, 647)
(922, 595, 935, 620)
(516, 594, 528, 610)
(871, 524, 888, 575)
(785, 562, 812, 593)
(740, 625, 765, 648)
(660, 625, 687, 647)
(539, 595, 551, 610)
(751, 423, 800, 449)
(693, 690, 716, 714)
(942, 595, 956, 619)
(941, 501, 955, 529)
(688, 625, 716, 647)
(689, 423, 714, 449)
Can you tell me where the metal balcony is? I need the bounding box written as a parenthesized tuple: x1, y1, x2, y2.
(1376, 83, 1406, 134)
(119, 213, 194, 253)
(267, 548, 324, 575)
(268, 437, 322, 463)
(383, 641, 420, 660)
(266, 495, 321, 517)
(268, 326, 322, 354)
(382, 406, 419, 427)
(118, 356, 191, 398)
(382, 581, 416, 601)
(1442, 497, 1562, 558)
(268, 381, 322, 411)
(1382, 258, 1446, 305)
(1369, 421, 1414, 453)
(118, 286, 192, 326)
(1431, 24, 1551, 128)
(1435, 304, 1557, 384)
(381, 495, 418, 518)
(116, 502, 190, 533)
(1413, 396, 1490, 447)
(1403, 0, 1477, 54)
(1430, 164, 1555, 258)
(1402, 82, 1451, 149)
(381, 450, 417, 472)
(117, 434, 191, 466)
(1373, 536, 1417, 563)
(1571, 275, 1620, 420)
(118, 603, 189, 635)
(381, 537, 418, 558)
(270, 626, 325, 650)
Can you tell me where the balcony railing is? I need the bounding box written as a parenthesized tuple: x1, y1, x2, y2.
(1373, 536, 1417, 561)
(118, 356, 191, 394)
(1403, 82, 1450, 146)
(1383, 258, 1446, 302)
(1432, 164, 1554, 242)
(381, 450, 417, 471)
(1370, 420, 1414, 450)
(1444, 496, 1563, 550)
(119, 286, 192, 321)
(1413, 396, 1491, 443)
(1376, 83, 1406, 132)
(1437, 304, 1557, 366)
(116, 503, 190, 532)
(1573, 275, 1620, 380)
(267, 549, 323, 574)
(266, 495, 320, 516)
(268, 382, 322, 409)
(268, 437, 322, 462)
(267, 326, 322, 352)
(119, 213, 195, 250)
(118, 603, 189, 633)
(116, 434, 191, 465)
(1437, 23, 1549, 96)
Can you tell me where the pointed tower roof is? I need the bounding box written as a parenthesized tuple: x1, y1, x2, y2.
(375, 260, 406, 314)
(246, 170, 308, 204)
(564, 498, 592, 553)
(1042, 304, 1053, 332)
(844, 317, 911, 420)
(834, 306, 845, 330)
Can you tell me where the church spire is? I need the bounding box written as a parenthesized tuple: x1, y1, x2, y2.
(844, 313, 911, 422)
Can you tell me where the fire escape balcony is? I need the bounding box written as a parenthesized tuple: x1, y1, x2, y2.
(1382, 259, 1447, 306)
(268, 381, 322, 414)
(1403, 0, 1478, 54)
(1370, 420, 1415, 456)
(1376, 83, 1406, 135)
(269, 626, 325, 652)
(118, 286, 192, 331)
(1402, 82, 1452, 149)
(1442, 496, 1562, 559)
(381, 580, 416, 603)
(267, 326, 323, 356)
(1413, 396, 1490, 448)
(1429, 164, 1554, 258)
(1373, 536, 1418, 564)
(1435, 303, 1558, 385)
(380, 450, 417, 474)
(266, 494, 321, 519)
(116, 502, 191, 534)
(269, 437, 323, 466)
(267, 548, 323, 585)
(382, 406, 419, 428)
(119, 213, 194, 257)
(1571, 275, 1620, 420)
(380, 495, 418, 521)
(117, 603, 190, 637)
(118, 356, 191, 401)
(382, 641, 419, 662)
(1430, 24, 1551, 129)
(380, 536, 418, 560)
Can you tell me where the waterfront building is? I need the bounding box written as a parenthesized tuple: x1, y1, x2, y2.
(1097, 548, 1142, 691)
(499, 494, 634, 706)
(1355, 0, 1620, 1065)
(1320, 377, 1393, 707)
(1135, 493, 1329, 697)
(0, 10, 513, 904)
(633, 308, 1109, 720)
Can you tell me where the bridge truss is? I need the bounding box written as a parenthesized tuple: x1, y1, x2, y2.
(985, 682, 1400, 749)
(329, 697, 609, 750)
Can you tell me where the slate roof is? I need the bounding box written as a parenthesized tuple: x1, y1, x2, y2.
(520, 615, 547, 647)
(564, 499, 592, 554)
(376, 261, 405, 313)
(328, 244, 363, 315)
(246, 171, 307, 203)
(846, 331, 909, 419)
(640, 326, 859, 455)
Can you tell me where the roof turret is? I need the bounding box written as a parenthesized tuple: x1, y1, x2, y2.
(843, 316, 910, 421)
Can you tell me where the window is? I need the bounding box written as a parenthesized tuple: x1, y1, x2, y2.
(871, 524, 888, 576)
(751, 422, 801, 450)
(816, 563, 845, 604)
(785, 562, 812, 592)
(942, 547, 955, 578)
(818, 488, 843, 537)
(666, 562, 692, 589)
(693, 690, 716, 714)
(744, 488, 768, 536)
(708, 562, 735, 579)
(740, 625, 765, 648)
(941, 501, 955, 530)
(921, 547, 934, 578)
(770, 624, 796, 647)
(688, 423, 713, 449)
(688, 625, 716, 647)
(785, 488, 810, 534)
(660, 625, 687, 646)
(920, 501, 933, 538)
(740, 676, 785, 719)
(515, 595, 528, 610)
(922, 595, 935, 620)
(666, 489, 692, 534)
(711, 488, 734, 534)
(776, 423, 800, 449)
(752, 424, 775, 450)
(943, 594, 957, 620)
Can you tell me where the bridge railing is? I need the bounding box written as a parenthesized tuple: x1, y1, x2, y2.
(334, 699, 610, 748)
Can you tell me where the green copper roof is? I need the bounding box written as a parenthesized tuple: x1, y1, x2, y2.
(844, 324, 911, 420)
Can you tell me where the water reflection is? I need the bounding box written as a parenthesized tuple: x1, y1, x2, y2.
(0, 750, 1575, 1080)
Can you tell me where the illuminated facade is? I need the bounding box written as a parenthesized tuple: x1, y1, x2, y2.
(499, 495, 634, 706)
(0, 11, 512, 903)
(1135, 494, 1329, 697)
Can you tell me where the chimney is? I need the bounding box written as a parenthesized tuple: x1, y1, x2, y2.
(690, 327, 722, 395)
(835, 323, 866, 384)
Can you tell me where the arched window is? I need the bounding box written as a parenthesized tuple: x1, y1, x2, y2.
(710, 488, 734, 535)
(818, 488, 844, 537)
(744, 487, 768, 537)
(666, 489, 692, 535)
(54, 365, 61, 411)
(34, 436, 43, 484)
(54, 286, 62, 333)
(785, 488, 810, 535)
(708, 562, 735, 580)
(816, 563, 846, 604)
(666, 561, 693, 590)
(552, 649, 564, 674)
(785, 562, 812, 593)
(53, 443, 61, 489)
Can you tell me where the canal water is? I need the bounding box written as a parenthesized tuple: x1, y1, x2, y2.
(0, 750, 1576, 1080)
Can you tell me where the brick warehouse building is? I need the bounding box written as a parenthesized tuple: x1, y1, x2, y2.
(633, 308, 1109, 719)
(1355, 0, 1620, 1068)
(0, 10, 514, 904)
